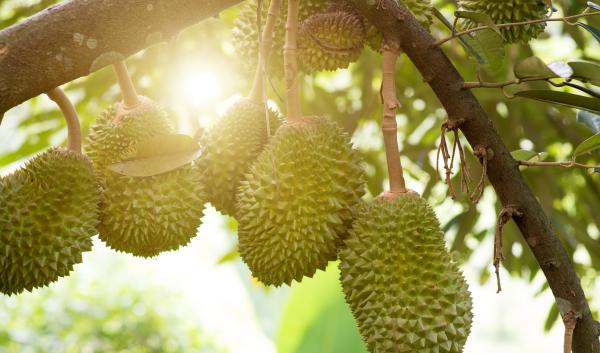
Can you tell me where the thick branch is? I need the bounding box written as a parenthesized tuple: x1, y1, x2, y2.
(0, 0, 242, 119)
(351, 1, 599, 352)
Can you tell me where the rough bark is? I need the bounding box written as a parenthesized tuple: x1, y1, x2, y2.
(350, 1, 599, 352)
(0, 0, 242, 118)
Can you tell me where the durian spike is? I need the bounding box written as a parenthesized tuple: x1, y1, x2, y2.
(248, 0, 283, 103)
(112, 60, 141, 109)
(46, 87, 82, 154)
(283, 0, 302, 120)
(381, 45, 407, 195)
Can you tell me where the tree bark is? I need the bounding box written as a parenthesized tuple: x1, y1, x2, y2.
(0, 0, 242, 118)
(349, 1, 599, 352)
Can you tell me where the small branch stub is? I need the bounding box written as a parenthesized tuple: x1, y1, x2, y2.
(45, 87, 82, 154)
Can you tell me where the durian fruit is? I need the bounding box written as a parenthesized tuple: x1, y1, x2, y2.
(0, 148, 99, 295)
(298, 10, 366, 72)
(86, 97, 206, 257)
(237, 116, 365, 286)
(232, 0, 331, 74)
(339, 192, 473, 353)
(458, 0, 549, 43)
(199, 98, 281, 216)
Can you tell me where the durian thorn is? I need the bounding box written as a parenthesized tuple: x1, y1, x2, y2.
(113, 61, 141, 109)
(283, 0, 302, 120)
(46, 87, 82, 154)
(381, 46, 407, 194)
(249, 0, 282, 103)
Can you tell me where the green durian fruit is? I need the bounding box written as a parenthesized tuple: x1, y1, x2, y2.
(86, 97, 206, 257)
(199, 98, 281, 216)
(340, 193, 473, 353)
(232, 0, 330, 74)
(366, 0, 433, 51)
(298, 10, 366, 72)
(0, 148, 99, 295)
(458, 0, 549, 43)
(237, 116, 365, 286)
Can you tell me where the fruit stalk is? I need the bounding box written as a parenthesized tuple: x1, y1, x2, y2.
(248, 0, 282, 103)
(381, 46, 407, 194)
(112, 61, 140, 109)
(283, 0, 302, 120)
(46, 87, 82, 154)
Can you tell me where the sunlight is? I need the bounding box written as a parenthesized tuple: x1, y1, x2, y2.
(178, 70, 222, 108)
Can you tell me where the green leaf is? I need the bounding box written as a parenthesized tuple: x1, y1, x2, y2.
(277, 263, 367, 353)
(216, 246, 239, 265)
(514, 56, 557, 80)
(511, 149, 548, 162)
(123, 134, 200, 159)
(109, 134, 201, 177)
(471, 29, 506, 74)
(568, 60, 600, 86)
(455, 11, 502, 37)
(514, 90, 600, 114)
(572, 132, 600, 159)
(576, 110, 600, 132)
(576, 22, 600, 43)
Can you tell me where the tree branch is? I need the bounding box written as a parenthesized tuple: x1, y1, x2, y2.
(350, 1, 599, 352)
(0, 0, 243, 120)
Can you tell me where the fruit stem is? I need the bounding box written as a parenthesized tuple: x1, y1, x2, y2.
(381, 46, 407, 194)
(113, 61, 140, 109)
(283, 0, 302, 120)
(46, 87, 82, 154)
(248, 0, 282, 103)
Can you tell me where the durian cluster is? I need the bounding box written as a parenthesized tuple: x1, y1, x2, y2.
(1, 1, 478, 352)
(458, 0, 549, 43)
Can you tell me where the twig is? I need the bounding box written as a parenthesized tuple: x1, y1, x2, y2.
(436, 119, 471, 200)
(112, 61, 140, 109)
(463, 77, 552, 89)
(45, 87, 82, 154)
(434, 11, 600, 47)
(249, 0, 281, 103)
(518, 160, 600, 170)
(283, 0, 301, 120)
(494, 205, 523, 293)
(381, 45, 407, 194)
(471, 145, 490, 203)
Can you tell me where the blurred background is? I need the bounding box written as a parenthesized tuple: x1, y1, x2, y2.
(1, 0, 599, 352)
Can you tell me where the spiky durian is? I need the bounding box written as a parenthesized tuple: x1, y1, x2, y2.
(458, 0, 549, 43)
(339, 193, 473, 353)
(237, 116, 365, 286)
(365, 0, 433, 51)
(86, 97, 206, 257)
(298, 11, 366, 72)
(232, 0, 330, 74)
(199, 98, 281, 216)
(0, 148, 99, 295)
